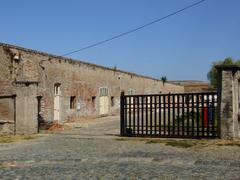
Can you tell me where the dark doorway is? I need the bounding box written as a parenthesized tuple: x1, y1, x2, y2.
(37, 96, 43, 133)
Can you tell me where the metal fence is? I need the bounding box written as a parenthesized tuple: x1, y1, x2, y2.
(120, 92, 219, 138)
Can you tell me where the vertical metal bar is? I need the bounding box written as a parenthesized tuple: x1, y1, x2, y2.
(163, 95, 166, 135)
(196, 94, 199, 137)
(177, 94, 180, 136)
(191, 94, 195, 137)
(124, 97, 128, 135)
(211, 93, 216, 137)
(137, 96, 140, 135)
(146, 95, 148, 135)
(182, 95, 185, 136)
(159, 95, 162, 135)
(133, 96, 136, 135)
(129, 97, 131, 133)
(168, 94, 171, 136)
(172, 95, 175, 136)
(120, 92, 125, 136)
(150, 96, 153, 135)
(154, 96, 157, 135)
(201, 94, 205, 137)
(141, 96, 144, 135)
(207, 94, 210, 137)
(186, 94, 190, 136)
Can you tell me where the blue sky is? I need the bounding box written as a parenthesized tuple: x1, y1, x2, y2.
(0, 0, 239, 81)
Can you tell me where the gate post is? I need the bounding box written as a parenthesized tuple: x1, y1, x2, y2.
(120, 91, 125, 136)
(216, 65, 240, 139)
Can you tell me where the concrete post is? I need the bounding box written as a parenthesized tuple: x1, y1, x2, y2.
(216, 65, 240, 139)
(15, 83, 38, 134)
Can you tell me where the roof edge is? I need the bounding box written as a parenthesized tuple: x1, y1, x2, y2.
(0, 42, 179, 85)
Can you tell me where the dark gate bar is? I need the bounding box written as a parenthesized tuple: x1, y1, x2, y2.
(141, 96, 144, 135)
(172, 95, 175, 135)
(121, 92, 219, 138)
(150, 96, 153, 135)
(186, 94, 190, 136)
(201, 94, 205, 137)
(182, 95, 185, 136)
(154, 96, 157, 135)
(159, 95, 162, 135)
(191, 94, 194, 136)
(167, 94, 170, 135)
(133, 96, 136, 135)
(196, 94, 200, 137)
(137, 96, 140, 135)
(177, 94, 180, 136)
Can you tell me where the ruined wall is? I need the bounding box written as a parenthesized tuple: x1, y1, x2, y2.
(0, 43, 184, 133)
(0, 97, 15, 134)
(0, 45, 39, 134)
(0, 47, 15, 95)
(15, 48, 183, 123)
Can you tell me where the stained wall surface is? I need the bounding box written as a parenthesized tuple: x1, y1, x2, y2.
(0, 43, 184, 133)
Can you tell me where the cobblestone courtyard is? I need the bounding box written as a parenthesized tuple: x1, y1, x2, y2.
(0, 116, 240, 179)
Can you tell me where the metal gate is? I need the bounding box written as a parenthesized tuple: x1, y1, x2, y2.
(120, 92, 219, 138)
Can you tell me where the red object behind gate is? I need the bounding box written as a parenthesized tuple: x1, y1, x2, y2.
(203, 107, 208, 128)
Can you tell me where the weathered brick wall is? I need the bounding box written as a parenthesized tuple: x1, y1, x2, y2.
(0, 43, 184, 132)
(0, 47, 15, 134)
(0, 46, 39, 134)
(0, 98, 14, 121)
(0, 98, 14, 134)
(0, 47, 14, 95)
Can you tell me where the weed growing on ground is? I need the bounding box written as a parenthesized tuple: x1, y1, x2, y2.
(217, 143, 240, 147)
(0, 135, 34, 143)
(145, 139, 198, 148)
(164, 140, 198, 148)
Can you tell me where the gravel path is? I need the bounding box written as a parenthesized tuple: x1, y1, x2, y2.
(0, 116, 240, 179)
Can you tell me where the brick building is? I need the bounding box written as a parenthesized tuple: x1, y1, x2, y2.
(0, 43, 184, 134)
(169, 80, 213, 92)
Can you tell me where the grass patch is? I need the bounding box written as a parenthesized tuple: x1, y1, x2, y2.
(115, 138, 132, 141)
(217, 143, 240, 147)
(165, 140, 197, 148)
(145, 139, 198, 148)
(0, 135, 34, 143)
(145, 140, 162, 144)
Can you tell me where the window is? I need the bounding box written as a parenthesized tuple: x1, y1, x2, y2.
(111, 96, 114, 107)
(99, 87, 109, 97)
(54, 83, 61, 95)
(128, 89, 135, 95)
(70, 96, 76, 109)
(92, 96, 96, 107)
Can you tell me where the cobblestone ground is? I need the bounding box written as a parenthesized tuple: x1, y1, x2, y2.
(0, 116, 240, 179)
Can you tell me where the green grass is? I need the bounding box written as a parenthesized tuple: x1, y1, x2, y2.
(217, 143, 240, 147)
(145, 139, 198, 148)
(0, 135, 34, 143)
(145, 140, 161, 144)
(115, 138, 131, 141)
(164, 140, 198, 148)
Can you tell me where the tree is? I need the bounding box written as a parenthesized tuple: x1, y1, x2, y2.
(160, 76, 167, 86)
(207, 57, 240, 87)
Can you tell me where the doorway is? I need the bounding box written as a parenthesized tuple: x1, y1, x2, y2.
(99, 87, 109, 115)
(37, 96, 43, 132)
(54, 83, 61, 122)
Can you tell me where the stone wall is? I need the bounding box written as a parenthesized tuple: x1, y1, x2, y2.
(0, 43, 184, 134)
(0, 97, 15, 134)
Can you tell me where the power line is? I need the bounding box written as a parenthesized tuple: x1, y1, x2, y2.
(62, 0, 206, 56)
